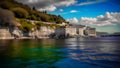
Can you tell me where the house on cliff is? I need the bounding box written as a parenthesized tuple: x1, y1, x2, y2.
(84, 27, 96, 37)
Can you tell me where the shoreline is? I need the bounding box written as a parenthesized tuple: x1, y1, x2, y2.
(1, 36, 119, 40)
(0, 37, 50, 40)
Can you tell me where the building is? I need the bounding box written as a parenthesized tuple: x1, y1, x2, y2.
(55, 25, 97, 38)
(85, 27, 96, 37)
(75, 25, 86, 37)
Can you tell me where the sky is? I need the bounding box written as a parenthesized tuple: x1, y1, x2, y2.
(16, 0, 120, 33)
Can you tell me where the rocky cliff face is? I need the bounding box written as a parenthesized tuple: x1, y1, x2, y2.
(0, 29, 13, 39)
(0, 26, 97, 39)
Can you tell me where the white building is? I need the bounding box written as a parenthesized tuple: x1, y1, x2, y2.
(85, 27, 96, 37)
(78, 27, 85, 36)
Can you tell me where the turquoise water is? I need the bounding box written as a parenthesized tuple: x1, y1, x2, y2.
(0, 37, 120, 68)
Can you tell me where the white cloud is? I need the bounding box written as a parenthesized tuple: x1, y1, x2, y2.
(79, 12, 120, 27)
(16, 0, 77, 12)
(54, 0, 77, 7)
(59, 10, 79, 15)
(67, 12, 120, 27)
(70, 10, 78, 13)
(77, 0, 105, 6)
(67, 17, 78, 24)
(38, 5, 56, 12)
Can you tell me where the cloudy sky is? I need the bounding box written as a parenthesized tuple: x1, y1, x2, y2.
(16, 0, 120, 33)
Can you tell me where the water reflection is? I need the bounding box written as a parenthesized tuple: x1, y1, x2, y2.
(65, 38, 120, 68)
(0, 37, 120, 68)
(0, 39, 67, 68)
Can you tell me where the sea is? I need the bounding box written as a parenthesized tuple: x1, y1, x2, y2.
(0, 37, 120, 68)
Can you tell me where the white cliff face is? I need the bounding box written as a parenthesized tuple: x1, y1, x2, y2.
(33, 25, 96, 38)
(40, 26, 49, 37)
(36, 26, 55, 38)
(66, 26, 77, 36)
(48, 27, 55, 34)
(0, 25, 97, 39)
(0, 29, 13, 39)
(12, 27, 22, 37)
(12, 30, 20, 36)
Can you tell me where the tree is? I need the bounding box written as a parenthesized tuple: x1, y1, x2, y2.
(31, 15, 37, 20)
(19, 19, 33, 32)
(32, 6, 36, 11)
(42, 11, 47, 14)
(11, 7, 29, 18)
(38, 13, 50, 22)
(0, 8, 17, 27)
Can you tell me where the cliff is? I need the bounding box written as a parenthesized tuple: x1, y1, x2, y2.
(0, 29, 13, 39)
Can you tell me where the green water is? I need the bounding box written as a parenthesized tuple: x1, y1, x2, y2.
(0, 39, 67, 68)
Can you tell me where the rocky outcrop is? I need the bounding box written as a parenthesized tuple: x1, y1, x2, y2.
(12, 27, 22, 38)
(0, 25, 97, 39)
(35, 26, 55, 39)
(0, 29, 13, 39)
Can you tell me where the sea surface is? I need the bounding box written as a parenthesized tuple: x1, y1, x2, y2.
(0, 37, 120, 68)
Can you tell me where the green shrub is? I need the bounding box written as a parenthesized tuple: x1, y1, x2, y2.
(19, 19, 33, 32)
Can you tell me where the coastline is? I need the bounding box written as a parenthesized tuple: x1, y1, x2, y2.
(0, 37, 50, 40)
(0, 35, 111, 40)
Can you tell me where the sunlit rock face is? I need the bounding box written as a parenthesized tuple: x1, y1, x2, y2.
(12, 27, 23, 38)
(0, 29, 13, 39)
(66, 26, 77, 36)
(36, 26, 55, 38)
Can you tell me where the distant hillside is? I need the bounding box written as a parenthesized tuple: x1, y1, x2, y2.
(0, 0, 66, 24)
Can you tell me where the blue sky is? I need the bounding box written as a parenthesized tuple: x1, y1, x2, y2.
(16, 0, 120, 33)
(48, 0, 120, 33)
(49, 0, 120, 19)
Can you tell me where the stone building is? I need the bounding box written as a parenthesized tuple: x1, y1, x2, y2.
(73, 25, 86, 37)
(85, 27, 96, 37)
